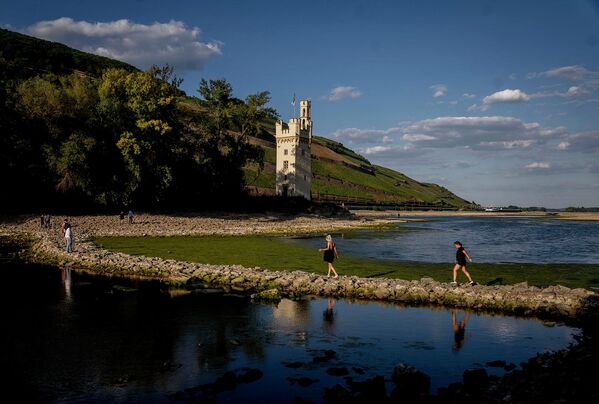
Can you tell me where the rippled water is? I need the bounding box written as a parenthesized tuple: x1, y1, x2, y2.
(2, 261, 577, 402)
(292, 216, 599, 264)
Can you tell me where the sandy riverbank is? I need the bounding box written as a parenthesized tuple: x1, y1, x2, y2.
(0, 212, 398, 238)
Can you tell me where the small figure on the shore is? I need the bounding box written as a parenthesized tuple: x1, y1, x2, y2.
(64, 221, 73, 253)
(40, 215, 45, 228)
(451, 241, 474, 285)
(128, 209, 134, 224)
(319, 235, 339, 278)
(60, 218, 69, 236)
(119, 211, 125, 223)
(451, 310, 470, 352)
(44, 214, 51, 228)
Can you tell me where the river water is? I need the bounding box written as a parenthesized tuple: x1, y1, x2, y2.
(290, 216, 599, 264)
(2, 258, 577, 402)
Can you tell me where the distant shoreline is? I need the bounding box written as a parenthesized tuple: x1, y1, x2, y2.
(353, 210, 599, 221)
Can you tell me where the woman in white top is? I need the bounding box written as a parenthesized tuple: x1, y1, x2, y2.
(65, 225, 73, 253)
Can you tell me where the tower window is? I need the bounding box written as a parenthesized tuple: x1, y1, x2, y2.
(284, 149, 288, 155)
(304, 175, 307, 181)
(301, 149, 305, 156)
(283, 161, 289, 170)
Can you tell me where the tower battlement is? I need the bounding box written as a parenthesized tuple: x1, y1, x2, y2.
(275, 99, 312, 200)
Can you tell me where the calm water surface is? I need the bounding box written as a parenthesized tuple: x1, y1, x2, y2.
(292, 216, 599, 264)
(2, 261, 577, 402)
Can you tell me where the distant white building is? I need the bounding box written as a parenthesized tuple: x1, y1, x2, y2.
(275, 100, 312, 200)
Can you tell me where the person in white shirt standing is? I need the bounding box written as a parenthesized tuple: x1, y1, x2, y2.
(64, 222, 73, 253)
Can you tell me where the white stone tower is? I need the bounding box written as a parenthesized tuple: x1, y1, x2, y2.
(275, 99, 312, 200)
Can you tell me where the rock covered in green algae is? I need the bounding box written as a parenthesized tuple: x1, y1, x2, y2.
(250, 288, 282, 303)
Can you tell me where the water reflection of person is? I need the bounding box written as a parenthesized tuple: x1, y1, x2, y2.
(451, 310, 470, 352)
(323, 297, 336, 334)
(61, 268, 72, 299)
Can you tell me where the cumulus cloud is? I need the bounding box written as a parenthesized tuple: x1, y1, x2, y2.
(24, 17, 221, 70)
(332, 127, 400, 143)
(483, 89, 531, 104)
(462, 93, 476, 99)
(430, 84, 447, 98)
(525, 162, 551, 169)
(399, 116, 566, 150)
(322, 86, 362, 101)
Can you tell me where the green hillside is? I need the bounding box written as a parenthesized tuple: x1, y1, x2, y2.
(0, 28, 137, 80)
(243, 134, 471, 207)
(1, 28, 471, 210)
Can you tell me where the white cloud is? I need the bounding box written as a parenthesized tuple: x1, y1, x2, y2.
(529, 65, 592, 81)
(24, 17, 221, 70)
(323, 86, 362, 101)
(527, 65, 599, 90)
(557, 141, 570, 150)
(402, 134, 436, 142)
(479, 140, 536, 149)
(471, 85, 587, 111)
(560, 131, 599, 153)
(399, 116, 566, 149)
(430, 84, 447, 98)
(566, 86, 588, 97)
(332, 126, 400, 143)
(462, 93, 476, 99)
(483, 89, 531, 104)
(357, 144, 422, 157)
(525, 162, 551, 169)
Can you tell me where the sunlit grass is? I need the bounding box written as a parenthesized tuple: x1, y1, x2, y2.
(94, 235, 599, 290)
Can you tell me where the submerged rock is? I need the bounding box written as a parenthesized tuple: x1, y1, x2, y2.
(347, 375, 387, 401)
(463, 368, 489, 388)
(287, 376, 319, 387)
(391, 363, 431, 397)
(326, 367, 349, 376)
(323, 384, 352, 403)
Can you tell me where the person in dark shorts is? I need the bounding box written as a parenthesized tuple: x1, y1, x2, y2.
(319, 235, 339, 278)
(451, 241, 474, 285)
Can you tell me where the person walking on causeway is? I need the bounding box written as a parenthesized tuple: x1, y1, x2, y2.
(451, 241, 474, 285)
(319, 235, 339, 278)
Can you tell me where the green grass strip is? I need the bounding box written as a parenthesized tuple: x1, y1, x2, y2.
(94, 235, 599, 290)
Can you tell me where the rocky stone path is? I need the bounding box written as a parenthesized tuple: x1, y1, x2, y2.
(3, 213, 597, 322)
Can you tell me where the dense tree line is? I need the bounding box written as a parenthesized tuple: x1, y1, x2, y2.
(0, 63, 277, 212)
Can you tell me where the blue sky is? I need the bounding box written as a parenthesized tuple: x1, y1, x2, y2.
(2, 0, 599, 207)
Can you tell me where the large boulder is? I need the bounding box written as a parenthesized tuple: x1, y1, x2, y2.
(463, 368, 488, 389)
(391, 363, 431, 398)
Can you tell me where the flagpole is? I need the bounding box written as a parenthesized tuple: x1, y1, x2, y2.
(292, 93, 296, 119)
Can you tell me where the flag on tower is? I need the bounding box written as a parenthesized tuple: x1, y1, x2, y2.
(292, 93, 296, 106)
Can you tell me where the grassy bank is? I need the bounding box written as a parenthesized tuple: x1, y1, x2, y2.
(94, 235, 599, 290)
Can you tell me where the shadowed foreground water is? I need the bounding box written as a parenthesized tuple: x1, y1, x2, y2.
(1, 260, 577, 402)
